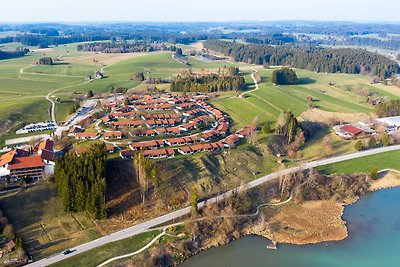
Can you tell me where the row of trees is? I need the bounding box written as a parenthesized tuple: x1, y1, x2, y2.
(133, 152, 159, 205)
(77, 42, 172, 53)
(203, 40, 399, 80)
(355, 133, 393, 151)
(54, 143, 107, 219)
(375, 99, 400, 117)
(0, 48, 29, 60)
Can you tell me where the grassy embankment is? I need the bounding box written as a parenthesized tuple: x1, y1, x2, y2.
(0, 182, 101, 259)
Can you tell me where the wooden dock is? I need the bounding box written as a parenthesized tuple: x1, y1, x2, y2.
(266, 241, 278, 250)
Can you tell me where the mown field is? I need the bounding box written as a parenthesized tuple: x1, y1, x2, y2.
(318, 150, 400, 175)
(0, 42, 256, 144)
(210, 68, 398, 129)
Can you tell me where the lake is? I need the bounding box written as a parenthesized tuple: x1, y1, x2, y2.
(181, 187, 400, 267)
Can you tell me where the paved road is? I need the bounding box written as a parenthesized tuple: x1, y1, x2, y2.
(28, 144, 400, 266)
(65, 99, 97, 127)
(5, 134, 51, 146)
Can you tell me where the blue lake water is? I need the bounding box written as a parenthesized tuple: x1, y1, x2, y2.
(181, 187, 400, 267)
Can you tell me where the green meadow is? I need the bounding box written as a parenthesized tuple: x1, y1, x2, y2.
(1, 41, 400, 145)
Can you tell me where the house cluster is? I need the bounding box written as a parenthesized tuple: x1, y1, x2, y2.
(94, 92, 257, 159)
(333, 115, 400, 140)
(0, 139, 55, 181)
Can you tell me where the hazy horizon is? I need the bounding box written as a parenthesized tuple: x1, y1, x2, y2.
(1, 0, 399, 23)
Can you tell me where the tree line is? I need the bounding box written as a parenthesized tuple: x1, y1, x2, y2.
(0, 48, 29, 60)
(54, 143, 107, 219)
(244, 33, 297, 45)
(77, 42, 173, 53)
(203, 40, 399, 80)
(170, 67, 246, 92)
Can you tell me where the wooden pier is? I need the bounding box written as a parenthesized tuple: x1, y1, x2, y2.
(266, 241, 278, 250)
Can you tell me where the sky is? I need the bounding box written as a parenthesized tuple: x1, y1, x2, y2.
(1, 0, 399, 22)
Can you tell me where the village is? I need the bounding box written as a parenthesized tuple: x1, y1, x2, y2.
(68, 92, 255, 159)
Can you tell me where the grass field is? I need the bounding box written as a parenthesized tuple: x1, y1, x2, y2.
(0, 182, 102, 259)
(2, 40, 397, 144)
(211, 68, 398, 129)
(317, 150, 400, 174)
(50, 230, 159, 267)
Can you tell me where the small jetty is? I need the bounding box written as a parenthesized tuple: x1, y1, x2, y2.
(266, 241, 278, 250)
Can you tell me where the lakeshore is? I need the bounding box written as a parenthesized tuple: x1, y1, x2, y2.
(181, 180, 400, 267)
(111, 171, 400, 267)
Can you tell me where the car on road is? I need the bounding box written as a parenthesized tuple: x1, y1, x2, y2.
(62, 249, 75, 255)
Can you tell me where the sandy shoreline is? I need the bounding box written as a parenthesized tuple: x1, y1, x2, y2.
(245, 170, 400, 246)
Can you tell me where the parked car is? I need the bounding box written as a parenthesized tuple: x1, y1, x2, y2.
(62, 249, 75, 255)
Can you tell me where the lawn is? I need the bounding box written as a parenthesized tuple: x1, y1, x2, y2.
(211, 68, 393, 128)
(317, 150, 400, 175)
(50, 230, 159, 267)
(55, 99, 75, 122)
(0, 182, 102, 259)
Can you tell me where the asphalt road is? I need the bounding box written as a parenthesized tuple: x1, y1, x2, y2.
(28, 144, 400, 266)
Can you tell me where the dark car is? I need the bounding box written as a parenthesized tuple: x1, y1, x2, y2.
(62, 249, 75, 255)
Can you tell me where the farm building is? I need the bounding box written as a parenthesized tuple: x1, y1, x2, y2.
(333, 124, 375, 139)
(376, 116, 400, 131)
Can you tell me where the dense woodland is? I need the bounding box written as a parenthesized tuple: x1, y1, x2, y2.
(54, 143, 107, 219)
(77, 42, 173, 53)
(244, 33, 297, 45)
(204, 40, 399, 80)
(170, 67, 246, 92)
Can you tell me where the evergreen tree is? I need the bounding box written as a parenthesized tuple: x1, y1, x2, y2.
(87, 90, 94, 98)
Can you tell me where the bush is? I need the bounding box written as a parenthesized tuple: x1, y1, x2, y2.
(262, 123, 271, 133)
(355, 140, 364, 151)
(3, 224, 15, 241)
(370, 168, 379, 180)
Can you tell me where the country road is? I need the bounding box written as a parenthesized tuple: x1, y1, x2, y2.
(45, 91, 56, 123)
(28, 144, 400, 267)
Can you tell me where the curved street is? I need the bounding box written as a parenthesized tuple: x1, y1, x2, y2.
(27, 144, 400, 266)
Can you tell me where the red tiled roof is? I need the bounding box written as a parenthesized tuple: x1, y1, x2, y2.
(8, 155, 44, 170)
(38, 139, 54, 152)
(0, 150, 16, 166)
(340, 125, 363, 135)
(76, 132, 99, 138)
(143, 148, 175, 157)
(104, 131, 122, 138)
(112, 120, 142, 127)
(121, 150, 135, 157)
(75, 148, 89, 156)
(41, 150, 55, 162)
